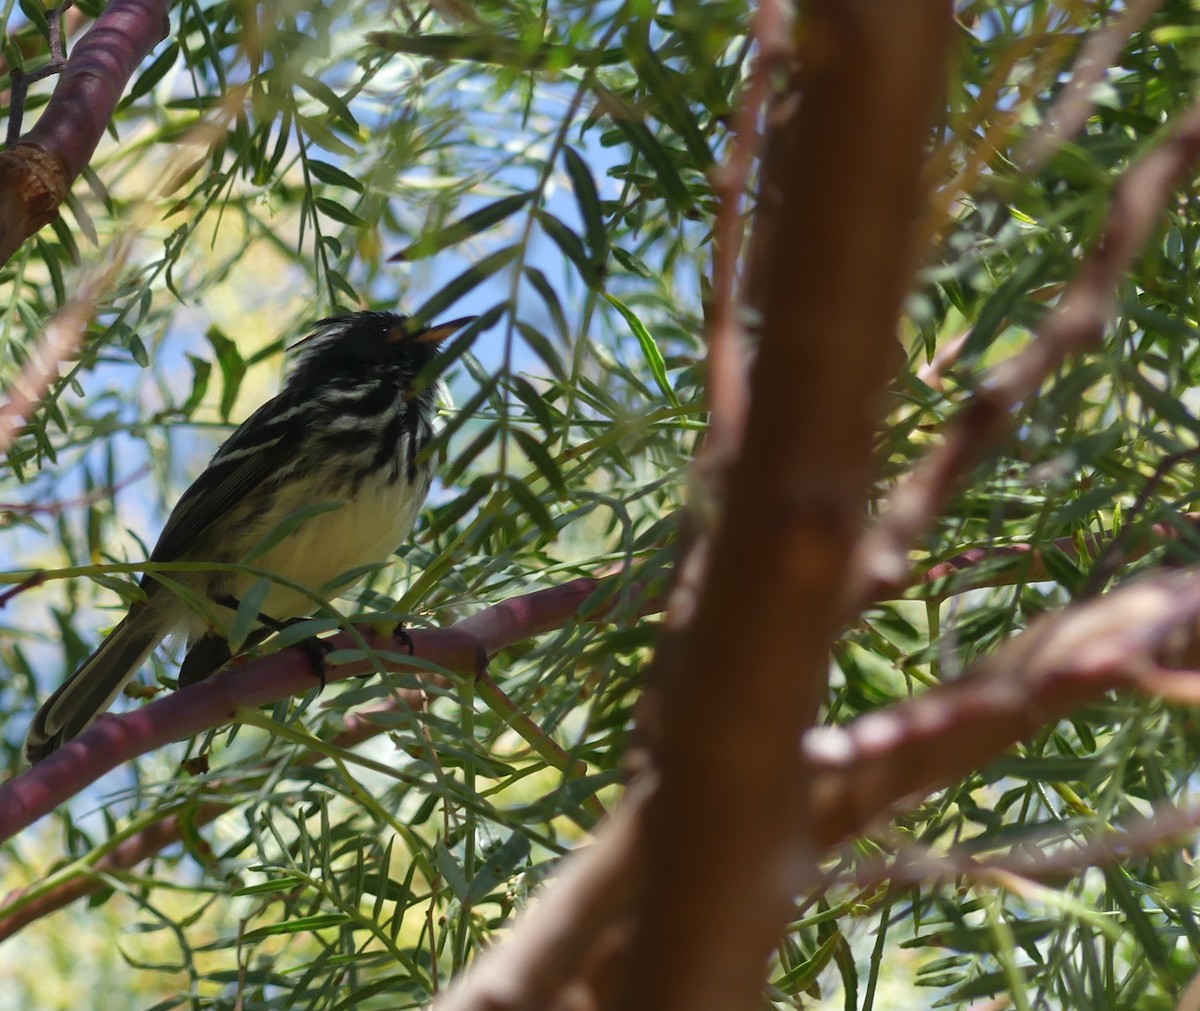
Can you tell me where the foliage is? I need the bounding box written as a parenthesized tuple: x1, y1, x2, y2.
(2, 0, 1200, 1008)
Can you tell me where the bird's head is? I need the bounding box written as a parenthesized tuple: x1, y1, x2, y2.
(286, 311, 475, 385)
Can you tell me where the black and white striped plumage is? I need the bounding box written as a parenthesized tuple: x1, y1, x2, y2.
(25, 310, 474, 764)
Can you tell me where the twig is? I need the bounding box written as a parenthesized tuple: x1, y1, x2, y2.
(851, 91, 1200, 605)
(914, 513, 1200, 600)
(0, 576, 657, 843)
(848, 800, 1200, 892)
(0, 4, 88, 110)
(0, 0, 170, 266)
(806, 567, 1200, 849)
(0, 572, 44, 608)
(702, 0, 792, 467)
(1015, 0, 1164, 175)
(0, 464, 150, 516)
(6, 2, 75, 147)
(1079, 446, 1200, 596)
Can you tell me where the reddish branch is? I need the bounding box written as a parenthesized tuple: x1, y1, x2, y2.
(0, 252, 125, 454)
(0, 0, 169, 267)
(855, 800, 1200, 892)
(702, 0, 792, 463)
(0, 682, 437, 940)
(0, 576, 644, 844)
(622, 4, 953, 1010)
(437, 563, 1200, 1011)
(805, 568, 1200, 848)
(921, 512, 1200, 597)
(851, 89, 1200, 606)
(1014, 0, 1163, 175)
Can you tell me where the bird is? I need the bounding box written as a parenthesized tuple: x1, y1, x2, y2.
(24, 310, 475, 764)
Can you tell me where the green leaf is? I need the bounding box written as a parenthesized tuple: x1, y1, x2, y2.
(465, 833, 531, 904)
(412, 246, 520, 323)
(228, 578, 271, 651)
(180, 354, 208, 417)
(512, 427, 567, 496)
(88, 575, 147, 606)
(563, 146, 607, 264)
(397, 192, 533, 260)
(962, 251, 1050, 365)
(241, 500, 347, 562)
(121, 42, 180, 108)
(308, 158, 364, 194)
(506, 473, 557, 538)
(524, 266, 569, 341)
(603, 292, 678, 406)
(297, 75, 360, 132)
(605, 98, 693, 214)
(314, 197, 365, 227)
(536, 209, 601, 286)
(239, 914, 352, 942)
(204, 326, 247, 422)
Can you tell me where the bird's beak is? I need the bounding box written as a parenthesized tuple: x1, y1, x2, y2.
(405, 316, 478, 344)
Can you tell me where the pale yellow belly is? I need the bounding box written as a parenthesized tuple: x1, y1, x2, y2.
(230, 468, 427, 620)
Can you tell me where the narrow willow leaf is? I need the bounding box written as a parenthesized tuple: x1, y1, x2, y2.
(603, 292, 678, 406)
(308, 158, 364, 193)
(229, 578, 271, 651)
(524, 266, 569, 340)
(412, 246, 520, 323)
(298, 75, 359, 131)
(962, 251, 1048, 365)
(242, 500, 347, 562)
(205, 326, 247, 421)
(506, 474, 557, 538)
(512, 427, 567, 496)
(535, 209, 600, 286)
(465, 833, 531, 904)
(367, 31, 625, 69)
(122, 42, 180, 108)
(89, 575, 147, 605)
(397, 192, 533, 260)
(516, 320, 567, 381)
(624, 30, 713, 167)
(563, 146, 607, 264)
(606, 101, 692, 213)
(240, 914, 352, 942)
(315, 197, 365, 227)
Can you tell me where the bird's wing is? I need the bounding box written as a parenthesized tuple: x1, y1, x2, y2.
(148, 390, 308, 566)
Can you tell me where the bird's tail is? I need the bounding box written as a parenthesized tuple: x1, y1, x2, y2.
(24, 610, 162, 764)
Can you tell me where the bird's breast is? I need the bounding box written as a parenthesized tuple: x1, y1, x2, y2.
(229, 434, 434, 620)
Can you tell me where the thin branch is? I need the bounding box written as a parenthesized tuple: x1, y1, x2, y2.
(6, 2, 75, 147)
(851, 91, 1200, 606)
(914, 512, 1200, 600)
(0, 249, 126, 454)
(0, 682, 436, 940)
(702, 0, 791, 466)
(431, 565, 1200, 1011)
(1014, 0, 1164, 175)
(0, 5, 88, 108)
(0, 576, 655, 844)
(1079, 447, 1200, 596)
(0, 0, 169, 266)
(850, 800, 1200, 892)
(0, 463, 149, 515)
(805, 568, 1200, 849)
(625, 3, 953, 1009)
